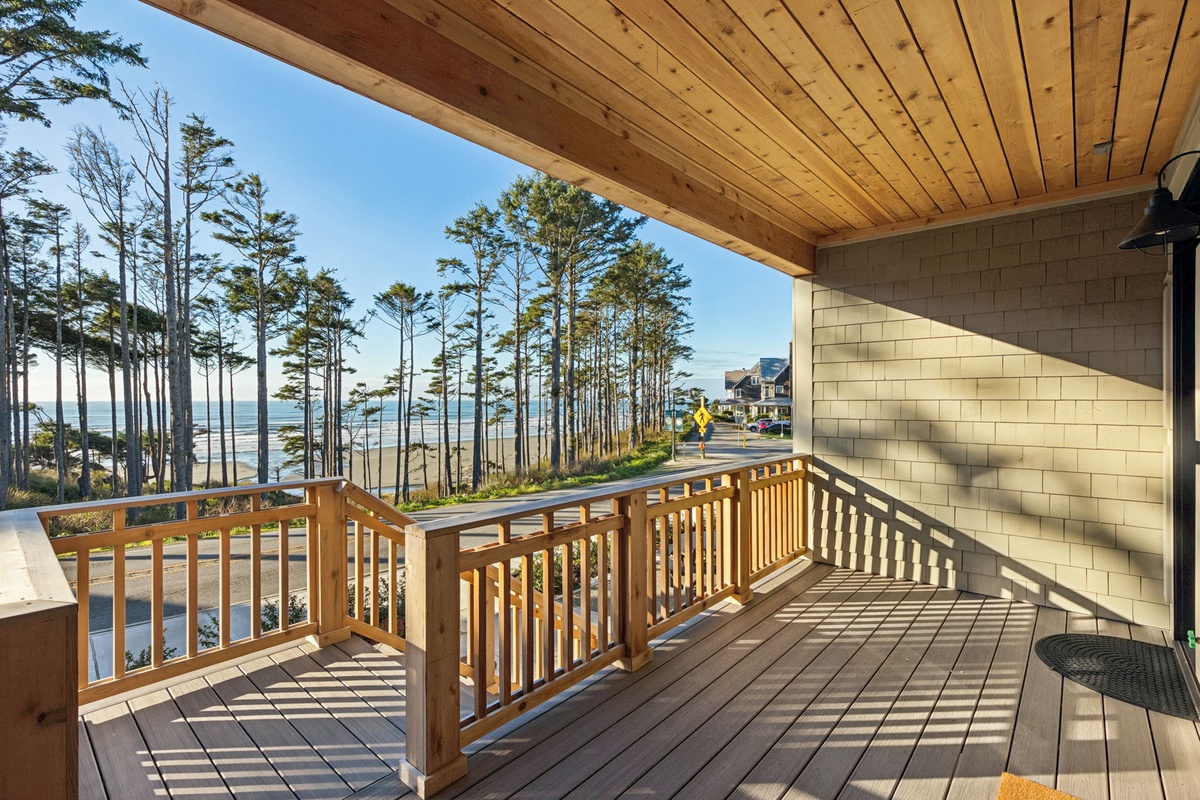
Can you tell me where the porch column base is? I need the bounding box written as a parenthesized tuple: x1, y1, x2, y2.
(618, 649, 653, 672)
(733, 589, 754, 605)
(399, 754, 468, 798)
(307, 626, 351, 648)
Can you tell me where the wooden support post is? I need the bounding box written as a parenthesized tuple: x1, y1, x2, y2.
(310, 483, 350, 647)
(733, 469, 754, 603)
(401, 523, 468, 797)
(617, 491, 652, 672)
(794, 457, 809, 553)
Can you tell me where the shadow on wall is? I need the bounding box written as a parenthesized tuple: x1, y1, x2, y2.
(810, 458, 1116, 620)
(815, 198, 1163, 390)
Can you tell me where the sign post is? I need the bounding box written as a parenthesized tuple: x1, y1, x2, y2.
(693, 401, 712, 459)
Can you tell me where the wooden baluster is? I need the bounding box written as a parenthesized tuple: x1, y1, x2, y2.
(579, 507, 592, 661)
(541, 512, 555, 678)
(151, 536, 164, 667)
(798, 458, 809, 553)
(542, 545, 555, 678)
(219, 526, 231, 648)
(388, 537, 399, 637)
(472, 566, 487, 720)
(735, 469, 753, 603)
(186, 532, 199, 657)
(112, 509, 126, 681)
(558, 542, 570, 668)
(399, 523, 467, 796)
(279, 519, 291, 632)
(370, 521, 380, 628)
(354, 520, 364, 621)
(681, 482, 692, 608)
(250, 494, 262, 639)
(598, 527, 609, 651)
(521, 551, 534, 693)
(617, 490, 651, 671)
(484, 565, 497, 690)
(498, 522, 512, 702)
(186, 502, 199, 657)
(76, 549, 90, 688)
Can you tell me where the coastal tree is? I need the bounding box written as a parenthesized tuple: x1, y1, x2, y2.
(441, 202, 502, 491)
(204, 173, 301, 484)
(67, 126, 142, 495)
(372, 281, 430, 500)
(0, 0, 145, 126)
(28, 196, 69, 500)
(0, 143, 51, 504)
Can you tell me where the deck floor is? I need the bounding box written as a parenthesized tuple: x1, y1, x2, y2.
(79, 562, 1200, 800)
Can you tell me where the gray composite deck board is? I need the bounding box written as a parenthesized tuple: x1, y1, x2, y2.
(1128, 625, 1200, 799)
(944, 598, 1038, 800)
(83, 700, 165, 800)
(1005, 605, 1068, 787)
(1096, 618, 1167, 800)
(266, 647, 406, 768)
(77, 719, 110, 800)
(680, 579, 928, 800)
(78, 561, 1200, 800)
(204, 664, 352, 799)
(168, 674, 296, 800)
(1055, 616, 1109, 800)
(614, 570, 872, 798)
(837, 592, 984, 800)
(126, 687, 228, 797)
(551, 569, 873, 799)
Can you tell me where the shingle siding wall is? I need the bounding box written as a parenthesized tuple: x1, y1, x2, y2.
(810, 192, 1169, 627)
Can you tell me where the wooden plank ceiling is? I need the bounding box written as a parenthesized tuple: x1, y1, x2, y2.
(146, 0, 1200, 276)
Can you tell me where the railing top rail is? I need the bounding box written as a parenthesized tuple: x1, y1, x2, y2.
(411, 453, 809, 539)
(34, 477, 346, 522)
(0, 508, 75, 613)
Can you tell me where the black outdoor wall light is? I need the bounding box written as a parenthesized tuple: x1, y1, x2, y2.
(1119, 149, 1200, 251)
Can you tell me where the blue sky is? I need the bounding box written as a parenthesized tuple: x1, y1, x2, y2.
(12, 0, 794, 402)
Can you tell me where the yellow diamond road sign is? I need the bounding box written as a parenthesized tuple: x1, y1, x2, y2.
(693, 404, 712, 430)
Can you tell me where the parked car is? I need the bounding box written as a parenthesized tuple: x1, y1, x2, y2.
(763, 421, 792, 436)
(748, 417, 774, 431)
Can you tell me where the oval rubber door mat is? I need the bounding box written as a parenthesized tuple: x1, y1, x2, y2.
(1034, 633, 1199, 721)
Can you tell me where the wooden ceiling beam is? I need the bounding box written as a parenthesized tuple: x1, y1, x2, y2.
(817, 174, 1153, 247)
(140, 0, 818, 275)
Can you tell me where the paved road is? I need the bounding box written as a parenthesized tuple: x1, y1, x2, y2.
(68, 423, 792, 637)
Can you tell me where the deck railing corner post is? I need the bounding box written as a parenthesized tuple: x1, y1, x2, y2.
(400, 522, 468, 797)
(617, 491, 652, 671)
(310, 482, 350, 647)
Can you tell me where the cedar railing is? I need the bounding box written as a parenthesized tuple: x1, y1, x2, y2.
(2, 454, 807, 800)
(36, 478, 416, 706)
(400, 454, 808, 796)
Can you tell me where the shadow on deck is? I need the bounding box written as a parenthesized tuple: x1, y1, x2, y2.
(78, 561, 1200, 800)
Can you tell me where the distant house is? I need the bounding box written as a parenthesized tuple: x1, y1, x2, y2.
(723, 357, 791, 418)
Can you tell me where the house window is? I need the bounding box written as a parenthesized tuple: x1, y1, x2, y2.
(751, 375, 760, 385)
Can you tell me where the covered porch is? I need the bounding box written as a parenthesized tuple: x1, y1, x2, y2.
(5, 1, 1200, 798)
(77, 560, 1200, 799)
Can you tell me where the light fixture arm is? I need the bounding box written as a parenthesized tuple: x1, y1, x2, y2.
(1156, 149, 1200, 189)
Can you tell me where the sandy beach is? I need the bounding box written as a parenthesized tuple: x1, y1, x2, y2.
(340, 435, 549, 494)
(192, 438, 538, 491)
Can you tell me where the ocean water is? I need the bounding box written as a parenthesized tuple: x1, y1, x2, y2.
(45, 399, 528, 474)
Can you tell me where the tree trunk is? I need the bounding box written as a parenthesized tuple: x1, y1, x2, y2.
(256, 273, 269, 484)
(472, 290, 484, 491)
(549, 290, 562, 471)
